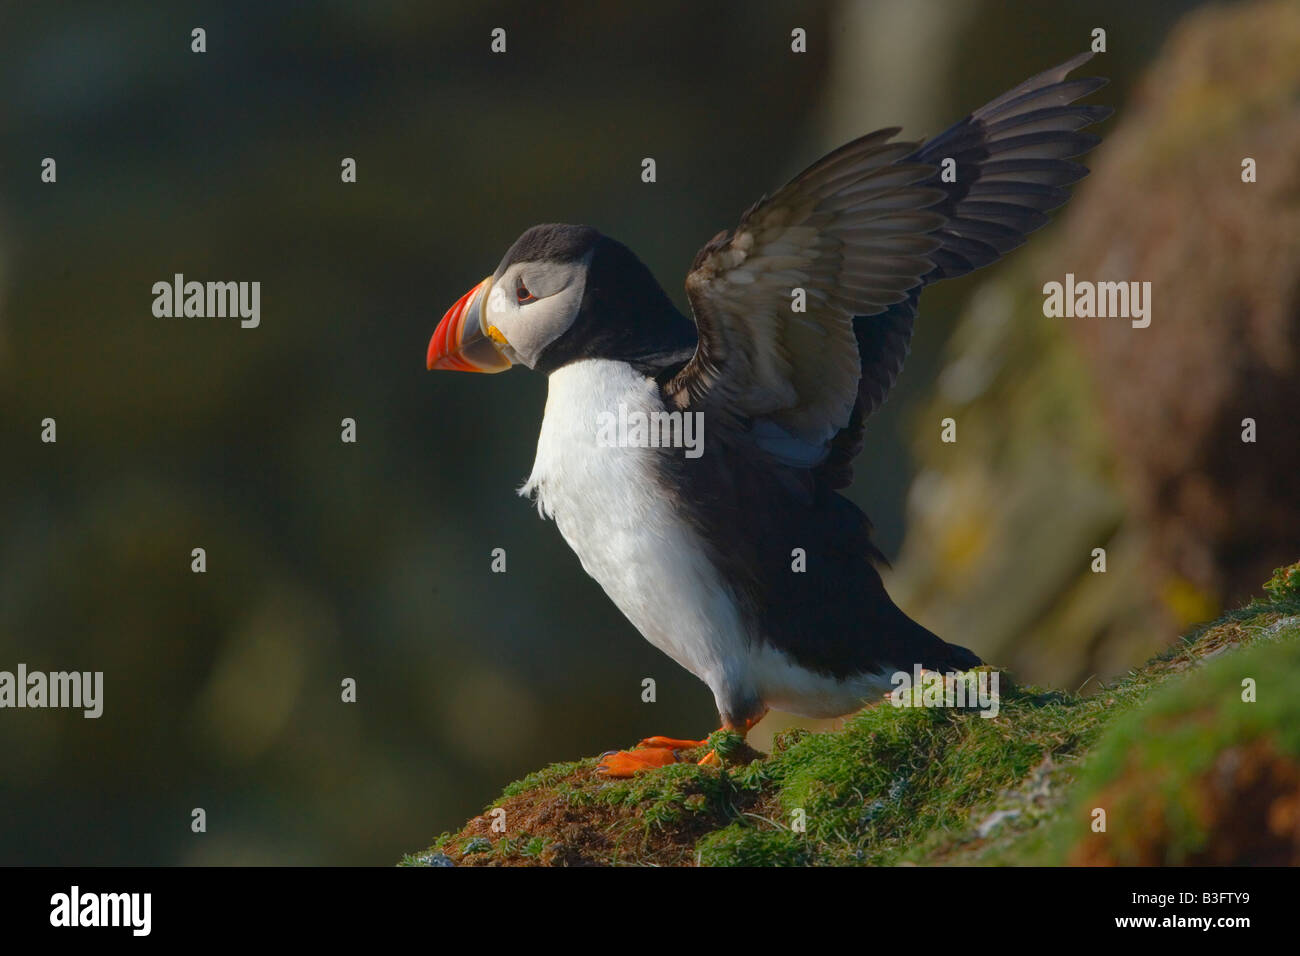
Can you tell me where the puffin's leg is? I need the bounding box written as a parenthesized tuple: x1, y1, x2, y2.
(595, 712, 766, 777)
(695, 712, 765, 768)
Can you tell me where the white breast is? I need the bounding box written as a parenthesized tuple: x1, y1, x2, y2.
(520, 359, 754, 716)
(519, 358, 895, 722)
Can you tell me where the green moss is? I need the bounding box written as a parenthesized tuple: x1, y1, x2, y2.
(520, 836, 550, 857)
(496, 759, 593, 801)
(461, 836, 492, 855)
(1264, 561, 1300, 602)
(705, 676, 1114, 865)
(1020, 614, 1300, 865)
(696, 826, 813, 867)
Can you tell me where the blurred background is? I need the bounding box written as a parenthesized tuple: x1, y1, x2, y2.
(1, 0, 1296, 864)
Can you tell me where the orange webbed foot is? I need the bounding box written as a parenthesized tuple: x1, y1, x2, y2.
(594, 734, 710, 777)
(595, 746, 682, 777)
(595, 714, 765, 778)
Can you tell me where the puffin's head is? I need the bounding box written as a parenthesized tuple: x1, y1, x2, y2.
(427, 223, 690, 376)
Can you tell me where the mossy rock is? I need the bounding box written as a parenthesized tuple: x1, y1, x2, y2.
(403, 569, 1300, 866)
(1264, 561, 1300, 603)
(1029, 622, 1300, 865)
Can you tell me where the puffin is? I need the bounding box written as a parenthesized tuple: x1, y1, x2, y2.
(427, 53, 1109, 776)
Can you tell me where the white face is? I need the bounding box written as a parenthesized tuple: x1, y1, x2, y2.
(482, 253, 592, 369)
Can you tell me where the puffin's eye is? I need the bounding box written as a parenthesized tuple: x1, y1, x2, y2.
(516, 281, 536, 303)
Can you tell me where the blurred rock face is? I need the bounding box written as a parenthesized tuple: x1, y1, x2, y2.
(887, 0, 1300, 689)
(1063, 0, 1300, 609)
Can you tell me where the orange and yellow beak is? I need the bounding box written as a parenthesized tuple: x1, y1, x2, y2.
(426, 276, 513, 373)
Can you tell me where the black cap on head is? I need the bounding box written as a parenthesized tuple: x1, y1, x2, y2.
(495, 224, 602, 278)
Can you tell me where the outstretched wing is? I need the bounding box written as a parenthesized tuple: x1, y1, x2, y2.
(666, 51, 1110, 482)
(665, 127, 946, 461)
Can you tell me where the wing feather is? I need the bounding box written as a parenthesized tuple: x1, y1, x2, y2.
(667, 52, 1111, 481)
